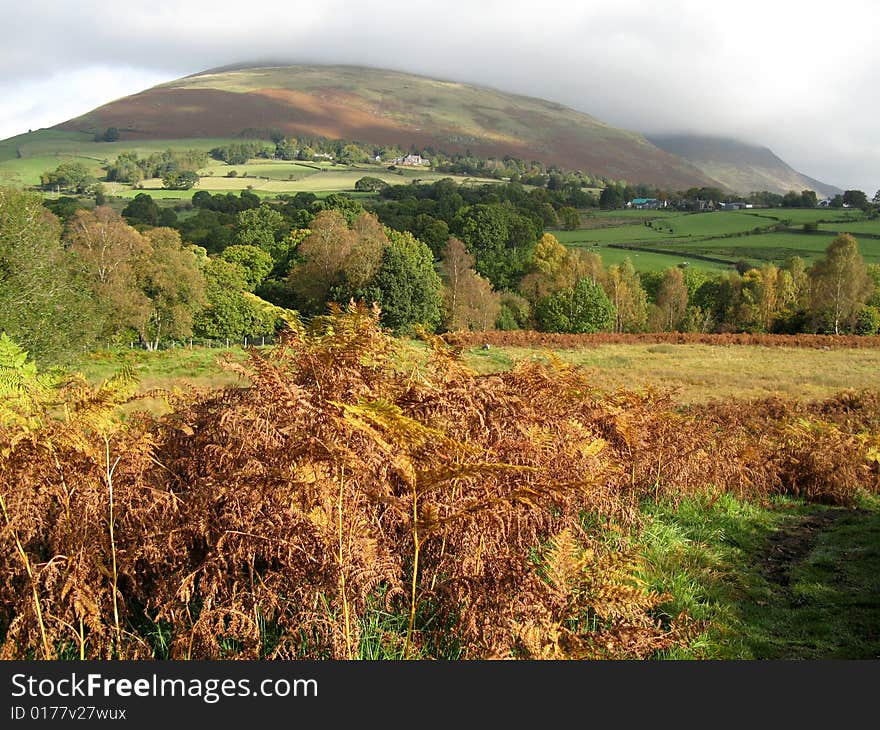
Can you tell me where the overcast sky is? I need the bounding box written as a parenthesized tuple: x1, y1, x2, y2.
(1, 0, 877, 192)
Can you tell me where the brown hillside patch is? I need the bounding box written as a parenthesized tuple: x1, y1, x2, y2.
(54, 79, 712, 187)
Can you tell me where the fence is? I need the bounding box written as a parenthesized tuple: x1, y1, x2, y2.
(121, 335, 280, 351)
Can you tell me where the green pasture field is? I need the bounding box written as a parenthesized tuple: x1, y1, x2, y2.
(550, 225, 675, 245)
(662, 231, 880, 266)
(748, 207, 866, 224)
(587, 246, 722, 271)
(0, 153, 107, 187)
(556, 207, 878, 272)
(818, 219, 880, 236)
(652, 210, 773, 237)
(0, 129, 504, 197)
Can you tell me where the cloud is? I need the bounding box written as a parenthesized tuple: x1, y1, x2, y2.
(0, 0, 877, 191)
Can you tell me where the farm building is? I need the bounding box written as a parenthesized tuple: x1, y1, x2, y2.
(392, 154, 430, 166)
(629, 197, 663, 209)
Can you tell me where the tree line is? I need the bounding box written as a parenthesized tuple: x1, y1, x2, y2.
(3, 179, 879, 364)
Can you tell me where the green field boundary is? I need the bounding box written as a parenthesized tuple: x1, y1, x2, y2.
(781, 226, 880, 240)
(607, 242, 736, 267)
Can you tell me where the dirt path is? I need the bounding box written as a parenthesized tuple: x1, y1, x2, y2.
(747, 505, 880, 658)
(760, 509, 850, 586)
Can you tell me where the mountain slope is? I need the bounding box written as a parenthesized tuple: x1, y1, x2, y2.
(647, 134, 841, 197)
(53, 64, 719, 190)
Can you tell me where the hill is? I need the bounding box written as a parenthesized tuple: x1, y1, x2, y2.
(646, 134, 841, 197)
(50, 64, 719, 190)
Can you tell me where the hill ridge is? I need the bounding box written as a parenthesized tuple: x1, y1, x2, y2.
(52, 63, 718, 190)
(647, 133, 841, 197)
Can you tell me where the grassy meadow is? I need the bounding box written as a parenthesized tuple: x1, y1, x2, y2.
(0, 128, 504, 199)
(554, 206, 880, 272)
(77, 338, 880, 407)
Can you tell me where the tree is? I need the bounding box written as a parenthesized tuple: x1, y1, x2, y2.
(235, 205, 288, 262)
(855, 306, 880, 335)
(275, 137, 297, 160)
(289, 210, 356, 313)
(842, 190, 869, 210)
(137, 228, 207, 349)
(604, 259, 648, 333)
(0, 188, 97, 362)
(453, 203, 539, 290)
(534, 278, 615, 334)
(40, 161, 95, 194)
(801, 190, 818, 208)
(438, 237, 501, 331)
(162, 170, 199, 190)
(356, 229, 442, 333)
(221, 245, 273, 290)
(354, 176, 389, 192)
(106, 151, 144, 184)
(599, 186, 622, 209)
(193, 259, 275, 340)
(650, 267, 689, 331)
(287, 211, 386, 315)
(810, 234, 873, 334)
(558, 206, 580, 230)
(122, 193, 161, 227)
(65, 206, 152, 339)
(866, 264, 880, 308)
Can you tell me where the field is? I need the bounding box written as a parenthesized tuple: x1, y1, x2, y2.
(4, 312, 879, 661)
(77, 335, 880, 406)
(553, 207, 880, 272)
(0, 129, 502, 198)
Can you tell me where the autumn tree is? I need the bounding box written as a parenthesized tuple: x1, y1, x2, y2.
(810, 234, 873, 334)
(438, 237, 501, 331)
(649, 267, 689, 331)
(289, 210, 356, 312)
(604, 259, 648, 333)
(520, 233, 604, 302)
(287, 210, 387, 315)
(65, 206, 152, 339)
(137, 228, 207, 349)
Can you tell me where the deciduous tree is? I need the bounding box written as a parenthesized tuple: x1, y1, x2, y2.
(0, 188, 96, 361)
(810, 234, 873, 334)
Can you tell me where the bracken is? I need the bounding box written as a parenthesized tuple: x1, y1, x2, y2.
(1, 307, 877, 659)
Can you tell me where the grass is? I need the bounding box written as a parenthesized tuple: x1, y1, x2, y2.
(71, 340, 880, 406)
(72, 340, 880, 407)
(641, 493, 880, 659)
(820, 219, 880, 236)
(664, 231, 880, 267)
(460, 342, 880, 403)
(749, 208, 866, 224)
(77, 346, 246, 393)
(555, 208, 877, 272)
